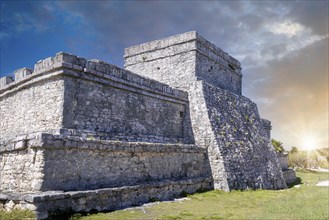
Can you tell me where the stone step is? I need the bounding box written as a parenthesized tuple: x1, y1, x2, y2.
(0, 177, 212, 219)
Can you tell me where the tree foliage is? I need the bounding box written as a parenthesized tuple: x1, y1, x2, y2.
(288, 147, 319, 168)
(288, 151, 308, 168)
(271, 139, 285, 153)
(290, 146, 298, 154)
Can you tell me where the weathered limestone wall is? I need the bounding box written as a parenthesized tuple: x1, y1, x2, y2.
(200, 82, 286, 189)
(0, 52, 193, 144)
(0, 132, 211, 192)
(0, 147, 44, 192)
(261, 119, 272, 139)
(124, 32, 197, 91)
(185, 81, 286, 190)
(187, 81, 229, 190)
(62, 76, 187, 143)
(125, 31, 242, 94)
(0, 77, 65, 140)
(195, 34, 242, 95)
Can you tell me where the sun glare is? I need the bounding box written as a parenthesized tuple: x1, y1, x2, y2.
(302, 136, 316, 151)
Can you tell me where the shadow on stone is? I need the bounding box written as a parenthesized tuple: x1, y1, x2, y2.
(287, 177, 302, 188)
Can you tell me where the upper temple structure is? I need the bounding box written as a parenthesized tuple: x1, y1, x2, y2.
(0, 31, 288, 219)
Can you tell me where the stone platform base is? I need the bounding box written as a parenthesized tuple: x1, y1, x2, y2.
(0, 177, 212, 219)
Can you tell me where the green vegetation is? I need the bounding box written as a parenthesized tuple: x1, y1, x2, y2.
(0, 209, 35, 220)
(288, 148, 309, 168)
(315, 148, 329, 169)
(318, 161, 329, 169)
(271, 139, 285, 153)
(1, 171, 327, 220)
(290, 146, 298, 154)
(316, 148, 329, 157)
(288, 147, 329, 169)
(73, 170, 329, 220)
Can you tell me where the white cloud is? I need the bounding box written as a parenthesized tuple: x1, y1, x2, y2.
(13, 12, 49, 32)
(254, 98, 274, 105)
(286, 34, 326, 53)
(269, 21, 303, 38)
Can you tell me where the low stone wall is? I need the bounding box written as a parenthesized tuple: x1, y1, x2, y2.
(0, 132, 211, 192)
(0, 131, 212, 219)
(0, 76, 65, 141)
(277, 153, 289, 170)
(277, 153, 297, 185)
(282, 169, 297, 185)
(0, 177, 212, 219)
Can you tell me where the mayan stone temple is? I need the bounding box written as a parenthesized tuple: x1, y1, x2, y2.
(0, 31, 289, 218)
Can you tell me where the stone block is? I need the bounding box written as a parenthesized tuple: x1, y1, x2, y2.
(55, 52, 87, 67)
(124, 31, 242, 95)
(0, 76, 14, 88)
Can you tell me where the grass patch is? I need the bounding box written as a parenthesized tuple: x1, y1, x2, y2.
(1, 171, 327, 220)
(0, 209, 35, 220)
(77, 171, 329, 220)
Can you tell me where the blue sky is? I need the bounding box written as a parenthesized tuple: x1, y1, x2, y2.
(1, 0, 328, 149)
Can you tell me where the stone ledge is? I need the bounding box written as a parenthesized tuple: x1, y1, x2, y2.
(0, 70, 63, 97)
(0, 65, 188, 106)
(0, 131, 205, 154)
(196, 33, 240, 67)
(124, 31, 240, 69)
(124, 44, 197, 68)
(0, 177, 213, 219)
(124, 31, 198, 57)
(0, 52, 187, 102)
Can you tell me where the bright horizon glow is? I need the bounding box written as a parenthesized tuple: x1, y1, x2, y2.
(301, 135, 317, 151)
